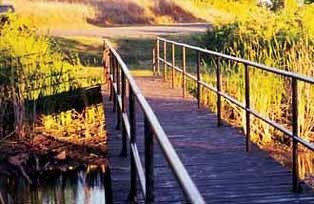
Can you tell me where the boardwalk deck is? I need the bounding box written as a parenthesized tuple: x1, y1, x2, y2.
(103, 75, 314, 203)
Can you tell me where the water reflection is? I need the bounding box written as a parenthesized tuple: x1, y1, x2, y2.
(0, 165, 112, 204)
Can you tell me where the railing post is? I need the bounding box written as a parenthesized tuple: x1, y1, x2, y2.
(171, 43, 175, 89)
(120, 71, 127, 157)
(152, 48, 156, 77)
(109, 51, 113, 101)
(116, 60, 121, 130)
(106, 51, 110, 85)
(182, 46, 186, 98)
(216, 58, 222, 126)
(156, 39, 160, 76)
(112, 58, 117, 113)
(102, 44, 108, 84)
(245, 64, 251, 152)
(145, 116, 154, 203)
(292, 78, 300, 193)
(128, 85, 137, 202)
(196, 51, 201, 109)
(163, 41, 167, 81)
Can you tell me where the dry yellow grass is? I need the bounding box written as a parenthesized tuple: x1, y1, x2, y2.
(9, 0, 207, 28)
(12, 0, 95, 29)
(5, 0, 270, 28)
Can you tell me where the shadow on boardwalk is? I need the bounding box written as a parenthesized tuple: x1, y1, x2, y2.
(103, 76, 314, 203)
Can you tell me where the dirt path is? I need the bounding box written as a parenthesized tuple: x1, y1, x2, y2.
(50, 23, 210, 38)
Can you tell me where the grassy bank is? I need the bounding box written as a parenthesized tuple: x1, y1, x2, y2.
(182, 0, 314, 180)
(0, 14, 102, 140)
(199, 2, 314, 140)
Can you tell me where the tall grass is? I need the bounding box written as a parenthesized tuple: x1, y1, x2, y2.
(190, 1, 314, 179)
(0, 14, 102, 139)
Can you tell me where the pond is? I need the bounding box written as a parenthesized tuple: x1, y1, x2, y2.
(0, 165, 112, 204)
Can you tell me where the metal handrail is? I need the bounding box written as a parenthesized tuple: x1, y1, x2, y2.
(157, 37, 314, 84)
(103, 39, 206, 203)
(155, 37, 314, 193)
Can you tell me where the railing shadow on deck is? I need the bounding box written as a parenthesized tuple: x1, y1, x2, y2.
(153, 37, 314, 193)
(103, 40, 206, 203)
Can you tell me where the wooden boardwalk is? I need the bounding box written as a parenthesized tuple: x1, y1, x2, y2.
(103, 75, 314, 203)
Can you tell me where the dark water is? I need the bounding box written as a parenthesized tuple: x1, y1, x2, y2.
(0, 166, 112, 204)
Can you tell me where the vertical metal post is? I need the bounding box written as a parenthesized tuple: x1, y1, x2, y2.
(152, 48, 156, 77)
(156, 39, 160, 76)
(103, 42, 109, 85)
(102, 47, 108, 83)
(171, 43, 175, 89)
(109, 51, 113, 101)
(292, 78, 300, 193)
(129, 85, 137, 202)
(145, 116, 154, 203)
(116, 60, 121, 130)
(112, 58, 117, 113)
(245, 64, 251, 152)
(163, 41, 167, 81)
(107, 50, 111, 84)
(120, 72, 127, 157)
(182, 46, 186, 98)
(196, 51, 201, 109)
(216, 58, 222, 127)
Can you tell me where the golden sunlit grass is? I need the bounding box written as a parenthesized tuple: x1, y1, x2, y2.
(131, 69, 153, 77)
(10, 0, 206, 27)
(13, 0, 95, 29)
(11, 0, 300, 28)
(39, 104, 105, 140)
(173, 0, 261, 25)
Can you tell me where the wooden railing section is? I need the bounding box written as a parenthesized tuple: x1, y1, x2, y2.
(153, 37, 314, 193)
(103, 40, 206, 203)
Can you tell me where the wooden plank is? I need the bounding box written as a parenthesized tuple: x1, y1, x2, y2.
(103, 76, 314, 203)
